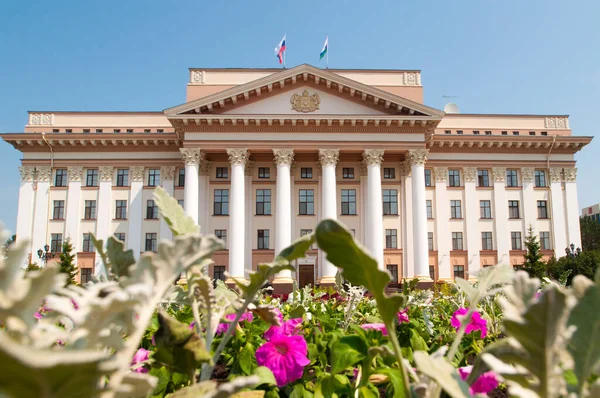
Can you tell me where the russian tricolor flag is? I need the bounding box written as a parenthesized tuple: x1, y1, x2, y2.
(274, 35, 286, 64)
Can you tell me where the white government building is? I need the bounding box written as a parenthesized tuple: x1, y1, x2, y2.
(2, 64, 591, 289)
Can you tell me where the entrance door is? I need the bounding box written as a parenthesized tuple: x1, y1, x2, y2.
(298, 264, 314, 288)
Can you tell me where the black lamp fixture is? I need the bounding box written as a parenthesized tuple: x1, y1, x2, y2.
(565, 243, 581, 258)
(37, 244, 55, 266)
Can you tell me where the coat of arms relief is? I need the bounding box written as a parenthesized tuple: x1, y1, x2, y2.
(290, 89, 320, 113)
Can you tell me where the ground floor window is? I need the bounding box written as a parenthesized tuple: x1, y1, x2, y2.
(453, 265, 465, 279)
(429, 266, 436, 281)
(387, 264, 398, 283)
(80, 268, 93, 284)
(213, 265, 226, 281)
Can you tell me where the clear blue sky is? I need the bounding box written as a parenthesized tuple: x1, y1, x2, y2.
(1, 0, 598, 233)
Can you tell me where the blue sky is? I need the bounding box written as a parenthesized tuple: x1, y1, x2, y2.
(0, 0, 598, 233)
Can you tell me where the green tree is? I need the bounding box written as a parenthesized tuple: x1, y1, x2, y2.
(1, 234, 16, 260)
(522, 225, 546, 279)
(547, 250, 600, 286)
(25, 262, 41, 272)
(580, 215, 600, 251)
(59, 238, 78, 285)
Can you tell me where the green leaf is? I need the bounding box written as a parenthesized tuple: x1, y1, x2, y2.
(149, 366, 171, 396)
(379, 368, 405, 398)
(115, 372, 159, 398)
(290, 383, 314, 398)
(233, 262, 295, 298)
(168, 376, 260, 398)
(408, 329, 428, 352)
(106, 236, 136, 277)
(331, 335, 368, 374)
(239, 343, 257, 375)
(276, 233, 315, 262)
(289, 306, 305, 319)
(154, 186, 200, 236)
(315, 374, 350, 398)
(90, 235, 109, 272)
(315, 219, 406, 326)
(413, 351, 471, 398)
(252, 366, 277, 387)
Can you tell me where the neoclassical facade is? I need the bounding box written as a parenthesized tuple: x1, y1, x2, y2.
(2, 64, 591, 288)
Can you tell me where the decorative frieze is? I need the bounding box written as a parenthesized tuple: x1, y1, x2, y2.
(180, 148, 205, 166)
(492, 167, 506, 183)
(161, 166, 176, 180)
(130, 166, 145, 182)
(403, 72, 421, 86)
(36, 166, 52, 182)
(521, 167, 535, 182)
(549, 168, 564, 183)
(190, 70, 206, 84)
(227, 148, 250, 166)
(19, 166, 35, 182)
(273, 148, 295, 166)
(362, 149, 385, 166)
(99, 166, 114, 182)
(563, 168, 577, 182)
(68, 166, 84, 182)
(407, 149, 428, 166)
(463, 167, 477, 183)
(28, 113, 54, 126)
(318, 149, 340, 166)
(545, 117, 568, 129)
(434, 167, 448, 183)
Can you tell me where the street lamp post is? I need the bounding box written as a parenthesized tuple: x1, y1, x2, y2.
(565, 243, 582, 259)
(37, 244, 55, 267)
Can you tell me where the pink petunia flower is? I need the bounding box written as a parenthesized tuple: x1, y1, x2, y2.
(451, 308, 488, 338)
(255, 332, 310, 386)
(397, 308, 409, 324)
(458, 365, 499, 395)
(131, 348, 150, 374)
(215, 312, 254, 335)
(264, 318, 302, 341)
(360, 323, 388, 336)
(34, 312, 42, 320)
(189, 321, 196, 330)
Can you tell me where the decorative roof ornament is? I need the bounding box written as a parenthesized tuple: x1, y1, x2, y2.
(291, 89, 320, 113)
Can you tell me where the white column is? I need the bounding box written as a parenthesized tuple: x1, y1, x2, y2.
(564, 168, 581, 249)
(408, 149, 430, 280)
(199, 161, 211, 234)
(245, 161, 254, 274)
(31, 166, 52, 260)
(227, 148, 249, 280)
(65, 166, 83, 251)
(401, 161, 414, 278)
(160, 166, 175, 241)
(127, 166, 144, 256)
(433, 167, 451, 281)
(549, 168, 567, 253)
(273, 149, 294, 285)
(463, 168, 480, 280)
(180, 148, 203, 226)
(521, 168, 537, 236)
(492, 168, 510, 265)
(16, 166, 35, 263)
(318, 148, 339, 285)
(360, 164, 368, 245)
(363, 149, 385, 269)
(96, 166, 113, 243)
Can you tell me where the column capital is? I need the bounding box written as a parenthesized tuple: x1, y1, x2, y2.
(549, 168, 564, 183)
(273, 148, 295, 166)
(318, 148, 339, 166)
(492, 167, 506, 183)
(99, 166, 114, 182)
(362, 149, 385, 166)
(130, 166, 145, 182)
(564, 167, 577, 182)
(434, 167, 448, 183)
(407, 149, 429, 166)
(19, 166, 35, 182)
(68, 166, 84, 182)
(399, 160, 411, 177)
(521, 167, 535, 182)
(199, 161, 212, 176)
(161, 166, 176, 180)
(245, 160, 255, 176)
(180, 148, 205, 166)
(226, 148, 250, 166)
(36, 166, 52, 182)
(463, 167, 477, 183)
(360, 162, 368, 176)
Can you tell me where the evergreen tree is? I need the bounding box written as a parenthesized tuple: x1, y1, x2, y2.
(522, 225, 546, 279)
(59, 238, 78, 285)
(25, 262, 41, 272)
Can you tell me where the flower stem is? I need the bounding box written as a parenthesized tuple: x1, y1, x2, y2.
(385, 321, 411, 398)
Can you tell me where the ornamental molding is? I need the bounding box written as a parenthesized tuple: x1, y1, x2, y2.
(68, 166, 84, 182)
(492, 167, 506, 183)
(180, 148, 205, 166)
(99, 166, 114, 182)
(362, 149, 385, 166)
(549, 168, 564, 183)
(463, 167, 477, 183)
(19, 166, 35, 182)
(226, 148, 250, 166)
(190, 70, 206, 84)
(199, 161, 212, 176)
(273, 148, 295, 166)
(161, 166, 176, 180)
(407, 149, 428, 166)
(28, 113, 54, 126)
(290, 89, 320, 113)
(521, 167, 535, 182)
(563, 167, 577, 182)
(36, 166, 52, 182)
(359, 163, 368, 176)
(318, 149, 340, 166)
(545, 117, 568, 129)
(400, 160, 412, 177)
(434, 167, 448, 183)
(403, 72, 421, 86)
(130, 166, 145, 182)
(245, 160, 255, 176)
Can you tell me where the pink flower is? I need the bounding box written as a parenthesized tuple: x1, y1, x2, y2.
(240, 312, 254, 323)
(451, 308, 488, 338)
(397, 308, 409, 324)
(131, 348, 150, 374)
(216, 312, 254, 335)
(34, 312, 42, 319)
(264, 318, 302, 341)
(255, 332, 310, 386)
(458, 366, 499, 395)
(189, 321, 196, 330)
(360, 323, 388, 336)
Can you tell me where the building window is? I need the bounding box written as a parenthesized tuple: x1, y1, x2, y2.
(146, 199, 159, 219)
(115, 200, 127, 219)
(114, 129, 121, 133)
(258, 230, 270, 249)
(540, 231, 551, 250)
(426, 200, 433, 219)
(534, 170, 547, 187)
(299, 189, 314, 215)
(541, 131, 548, 136)
(342, 168, 354, 179)
(481, 232, 493, 250)
(448, 169, 461, 187)
(216, 167, 228, 179)
(81, 268, 92, 284)
(144, 129, 151, 133)
(537, 201, 549, 219)
(256, 189, 271, 215)
(501, 131, 508, 135)
(214, 189, 229, 215)
(457, 130, 463, 135)
(429, 265, 436, 280)
(506, 169, 519, 187)
(383, 168, 395, 179)
(453, 265, 465, 279)
(86, 169, 98, 187)
(114, 233, 126, 243)
(480, 200, 492, 219)
(485, 131, 492, 135)
(452, 232, 463, 250)
(83, 129, 90, 133)
(341, 189, 357, 215)
(385, 229, 397, 249)
(84, 200, 97, 220)
(508, 200, 520, 219)
(148, 169, 160, 187)
(126, 129, 134, 133)
(157, 129, 164, 133)
(387, 264, 398, 283)
(424, 169, 432, 187)
(513, 131, 519, 136)
(511, 232, 522, 250)
(529, 131, 536, 136)
(145, 233, 157, 252)
(50, 233, 63, 253)
(450, 200, 462, 219)
(428, 232, 434, 251)
(473, 130, 480, 135)
(477, 170, 490, 187)
(96, 129, 103, 133)
(177, 199, 184, 208)
(178, 168, 185, 186)
(445, 130, 451, 134)
(53, 200, 65, 219)
(301, 167, 313, 179)
(82, 233, 93, 252)
(382, 189, 398, 215)
(116, 169, 129, 187)
(215, 230, 227, 249)
(55, 169, 68, 187)
(258, 167, 270, 178)
(213, 265, 226, 281)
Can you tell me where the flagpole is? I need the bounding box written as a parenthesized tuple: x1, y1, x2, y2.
(326, 34, 328, 69)
(283, 34, 286, 69)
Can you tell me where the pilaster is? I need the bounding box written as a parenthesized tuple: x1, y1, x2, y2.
(463, 167, 480, 280)
(521, 167, 537, 236)
(160, 166, 176, 241)
(16, 166, 35, 261)
(563, 168, 581, 249)
(65, 166, 84, 252)
(433, 167, 450, 281)
(492, 167, 510, 265)
(128, 166, 145, 256)
(549, 168, 567, 254)
(31, 166, 52, 260)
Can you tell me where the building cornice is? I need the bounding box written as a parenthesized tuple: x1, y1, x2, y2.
(429, 135, 592, 154)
